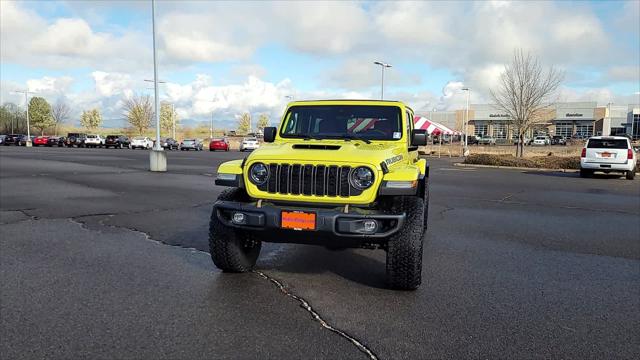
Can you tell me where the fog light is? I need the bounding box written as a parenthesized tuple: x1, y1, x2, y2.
(232, 212, 246, 224)
(363, 220, 378, 233)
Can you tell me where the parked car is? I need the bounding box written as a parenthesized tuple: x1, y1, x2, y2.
(18, 135, 34, 146)
(551, 135, 567, 145)
(532, 136, 551, 146)
(66, 133, 87, 147)
(580, 136, 636, 180)
(85, 134, 104, 148)
(0, 135, 5, 145)
(33, 136, 49, 146)
(209, 138, 229, 151)
(466, 135, 479, 145)
(3, 134, 23, 146)
(239, 137, 260, 151)
(477, 135, 496, 146)
(180, 139, 203, 151)
(130, 136, 153, 149)
(160, 138, 179, 150)
(104, 135, 130, 149)
(46, 136, 66, 147)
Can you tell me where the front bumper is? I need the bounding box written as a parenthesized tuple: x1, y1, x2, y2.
(214, 200, 405, 240)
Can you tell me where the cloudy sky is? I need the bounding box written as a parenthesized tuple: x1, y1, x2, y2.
(1, 0, 639, 128)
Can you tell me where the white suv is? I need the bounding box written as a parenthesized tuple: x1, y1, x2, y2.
(85, 134, 104, 148)
(580, 136, 637, 180)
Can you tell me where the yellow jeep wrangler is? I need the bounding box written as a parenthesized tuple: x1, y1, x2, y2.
(211, 100, 429, 289)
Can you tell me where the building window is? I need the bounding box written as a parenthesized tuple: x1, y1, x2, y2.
(493, 123, 507, 139)
(474, 124, 487, 136)
(576, 124, 593, 137)
(555, 122, 572, 137)
(633, 114, 640, 140)
(610, 127, 626, 136)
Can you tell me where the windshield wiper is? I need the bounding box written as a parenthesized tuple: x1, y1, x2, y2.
(333, 134, 372, 144)
(291, 133, 321, 140)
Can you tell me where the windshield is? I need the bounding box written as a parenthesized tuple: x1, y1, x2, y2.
(280, 105, 402, 141)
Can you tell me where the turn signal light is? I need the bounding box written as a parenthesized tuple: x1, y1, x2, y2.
(581, 148, 586, 158)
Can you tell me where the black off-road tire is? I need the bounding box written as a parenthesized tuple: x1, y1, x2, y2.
(626, 170, 635, 180)
(385, 190, 428, 290)
(209, 188, 261, 272)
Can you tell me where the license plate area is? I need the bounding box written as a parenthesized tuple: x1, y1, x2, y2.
(281, 211, 316, 231)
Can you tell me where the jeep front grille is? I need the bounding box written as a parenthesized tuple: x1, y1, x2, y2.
(258, 164, 363, 197)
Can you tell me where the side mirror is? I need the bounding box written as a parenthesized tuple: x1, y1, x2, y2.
(411, 129, 427, 146)
(263, 127, 277, 143)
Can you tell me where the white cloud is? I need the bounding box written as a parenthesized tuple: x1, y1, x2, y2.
(26, 76, 74, 94)
(1, 1, 149, 71)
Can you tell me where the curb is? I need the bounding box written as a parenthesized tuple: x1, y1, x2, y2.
(453, 163, 640, 175)
(453, 163, 579, 173)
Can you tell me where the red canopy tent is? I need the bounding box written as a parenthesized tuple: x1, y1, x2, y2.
(413, 116, 461, 136)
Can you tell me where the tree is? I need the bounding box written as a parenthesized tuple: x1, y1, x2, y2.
(490, 49, 564, 157)
(237, 112, 251, 134)
(123, 95, 153, 135)
(28, 97, 54, 135)
(0, 103, 26, 134)
(160, 101, 178, 135)
(80, 108, 102, 131)
(51, 99, 71, 135)
(257, 113, 269, 130)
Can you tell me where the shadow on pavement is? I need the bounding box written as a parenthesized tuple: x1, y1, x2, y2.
(257, 245, 389, 289)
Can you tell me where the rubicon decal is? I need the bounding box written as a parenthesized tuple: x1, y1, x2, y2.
(384, 155, 403, 165)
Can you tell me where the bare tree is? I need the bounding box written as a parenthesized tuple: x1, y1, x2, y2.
(491, 49, 564, 157)
(51, 100, 71, 135)
(123, 94, 153, 135)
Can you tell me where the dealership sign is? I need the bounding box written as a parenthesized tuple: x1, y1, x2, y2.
(566, 113, 583, 117)
(489, 113, 509, 118)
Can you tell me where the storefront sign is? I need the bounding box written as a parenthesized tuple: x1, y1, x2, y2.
(565, 113, 583, 117)
(489, 114, 509, 118)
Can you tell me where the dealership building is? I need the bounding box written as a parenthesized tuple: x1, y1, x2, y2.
(417, 102, 640, 142)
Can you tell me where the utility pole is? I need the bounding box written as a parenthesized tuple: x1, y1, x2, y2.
(462, 87, 471, 155)
(374, 61, 392, 100)
(12, 90, 35, 147)
(149, 0, 166, 171)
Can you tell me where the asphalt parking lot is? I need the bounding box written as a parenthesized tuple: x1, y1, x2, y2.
(1, 146, 639, 359)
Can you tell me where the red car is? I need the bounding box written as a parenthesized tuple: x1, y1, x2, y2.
(33, 136, 49, 146)
(209, 138, 229, 151)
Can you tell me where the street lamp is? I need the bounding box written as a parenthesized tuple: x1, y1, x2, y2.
(461, 87, 471, 154)
(149, 0, 166, 171)
(373, 61, 392, 100)
(12, 90, 35, 147)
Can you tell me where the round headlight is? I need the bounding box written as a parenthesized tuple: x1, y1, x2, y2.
(349, 166, 374, 190)
(249, 163, 269, 185)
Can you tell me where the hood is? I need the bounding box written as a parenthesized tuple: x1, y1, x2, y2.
(247, 140, 407, 169)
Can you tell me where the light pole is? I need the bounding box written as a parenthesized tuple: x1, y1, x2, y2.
(462, 87, 471, 155)
(374, 61, 392, 100)
(606, 102, 613, 137)
(12, 90, 35, 147)
(149, 0, 166, 171)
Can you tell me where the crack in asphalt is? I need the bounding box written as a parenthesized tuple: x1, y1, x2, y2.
(0, 208, 39, 224)
(254, 271, 379, 360)
(68, 213, 379, 360)
(438, 205, 455, 220)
